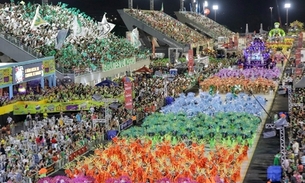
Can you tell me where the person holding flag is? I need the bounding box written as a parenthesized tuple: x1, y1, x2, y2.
(30, 5, 48, 30)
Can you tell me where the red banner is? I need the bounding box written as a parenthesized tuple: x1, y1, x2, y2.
(296, 59, 301, 66)
(68, 146, 88, 162)
(124, 82, 133, 110)
(188, 49, 194, 73)
(296, 68, 303, 76)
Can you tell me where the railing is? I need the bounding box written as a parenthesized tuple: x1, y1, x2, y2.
(56, 56, 149, 77)
(136, 99, 166, 123)
(0, 27, 42, 58)
(24, 132, 105, 183)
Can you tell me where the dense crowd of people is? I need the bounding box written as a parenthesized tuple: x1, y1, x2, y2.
(0, 83, 123, 106)
(125, 9, 207, 45)
(0, 67, 201, 182)
(0, 2, 148, 73)
(278, 87, 305, 183)
(0, 110, 107, 183)
(182, 11, 234, 39)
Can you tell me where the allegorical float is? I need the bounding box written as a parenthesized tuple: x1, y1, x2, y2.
(238, 38, 274, 69)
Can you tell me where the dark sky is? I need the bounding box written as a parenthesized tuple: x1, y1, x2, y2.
(1, 0, 305, 33)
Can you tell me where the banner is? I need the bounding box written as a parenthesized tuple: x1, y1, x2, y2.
(68, 146, 88, 162)
(188, 49, 194, 73)
(296, 59, 301, 66)
(55, 29, 69, 50)
(103, 58, 136, 72)
(131, 28, 141, 48)
(120, 119, 133, 131)
(46, 163, 55, 175)
(13, 100, 107, 115)
(43, 59, 56, 75)
(0, 67, 12, 86)
(124, 81, 133, 110)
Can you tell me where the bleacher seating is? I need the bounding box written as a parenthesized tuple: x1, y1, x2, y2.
(0, 2, 148, 73)
(124, 9, 208, 45)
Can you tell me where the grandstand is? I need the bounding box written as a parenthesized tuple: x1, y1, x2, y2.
(175, 11, 235, 40)
(119, 9, 213, 56)
(0, 2, 148, 75)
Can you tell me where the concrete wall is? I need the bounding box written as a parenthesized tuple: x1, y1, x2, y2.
(74, 58, 151, 85)
(0, 34, 37, 61)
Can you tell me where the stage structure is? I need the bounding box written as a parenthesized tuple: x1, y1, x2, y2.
(238, 38, 274, 69)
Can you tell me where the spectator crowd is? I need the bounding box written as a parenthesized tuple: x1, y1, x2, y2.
(181, 11, 234, 39)
(0, 2, 148, 73)
(125, 9, 207, 45)
(0, 83, 123, 107)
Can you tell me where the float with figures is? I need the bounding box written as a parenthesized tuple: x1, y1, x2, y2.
(238, 38, 274, 69)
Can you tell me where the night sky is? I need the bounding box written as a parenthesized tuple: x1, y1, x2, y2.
(1, 0, 305, 34)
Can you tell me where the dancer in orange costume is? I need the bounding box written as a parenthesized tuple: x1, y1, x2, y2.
(65, 138, 249, 183)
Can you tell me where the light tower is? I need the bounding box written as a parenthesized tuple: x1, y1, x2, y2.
(284, 3, 291, 29)
(128, 0, 133, 9)
(180, 0, 184, 11)
(150, 0, 154, 10)
(212, 5, 218, 21)
(192, 0, 196, 13)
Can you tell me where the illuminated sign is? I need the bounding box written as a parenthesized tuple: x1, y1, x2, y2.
(13, 63, 43, 84)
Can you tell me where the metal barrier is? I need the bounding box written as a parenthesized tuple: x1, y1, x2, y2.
(23, 132, 105, 183)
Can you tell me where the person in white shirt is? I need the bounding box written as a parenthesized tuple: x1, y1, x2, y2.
(90, 106, 95, 114)
(293, 140, 300, 156)
(301, 154, 305, 166)
(7, 116, 12, 124)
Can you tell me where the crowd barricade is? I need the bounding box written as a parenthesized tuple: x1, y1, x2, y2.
(136, 112, 145, 123)
(27, 132, 105, 183)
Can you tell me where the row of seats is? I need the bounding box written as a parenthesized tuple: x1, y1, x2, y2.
(125, 9, 208, 45)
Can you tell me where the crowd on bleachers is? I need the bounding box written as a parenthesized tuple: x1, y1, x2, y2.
(182, 11, 234, 39)
(0, 83, 123, 107)
(125, 9, 207, 45)
(0, 2, 148, 73)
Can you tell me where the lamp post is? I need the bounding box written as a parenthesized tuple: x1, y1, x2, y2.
(192, 0, 196, 13)
(180, 0, 184, 11)
(150, 0, 154, 10)
(204, 1, 208, 16)
(284, 3, 291, 29)
(128, 0, 133, 9)
(204, 1, 208, 8)
(212, 5, 218, 21)
(269, 7, 273, 29)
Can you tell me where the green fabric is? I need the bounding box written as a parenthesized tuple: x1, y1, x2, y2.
(274, 153, 281, 166)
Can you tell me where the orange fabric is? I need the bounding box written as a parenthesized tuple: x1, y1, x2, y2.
(66, 138, 245, 182)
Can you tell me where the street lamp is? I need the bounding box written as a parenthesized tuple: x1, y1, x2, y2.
(284, 3, 291, 29)
(269, 7, 273, 29)
(212, 5, 218, 21)
(180, 0, 185, 11)
(192, 0, 196, 13)
(204, 1, 208, 8)
(150, 0, 154, 10)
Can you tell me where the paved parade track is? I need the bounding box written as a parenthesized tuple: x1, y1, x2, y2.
(243, 93, 289, 183)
